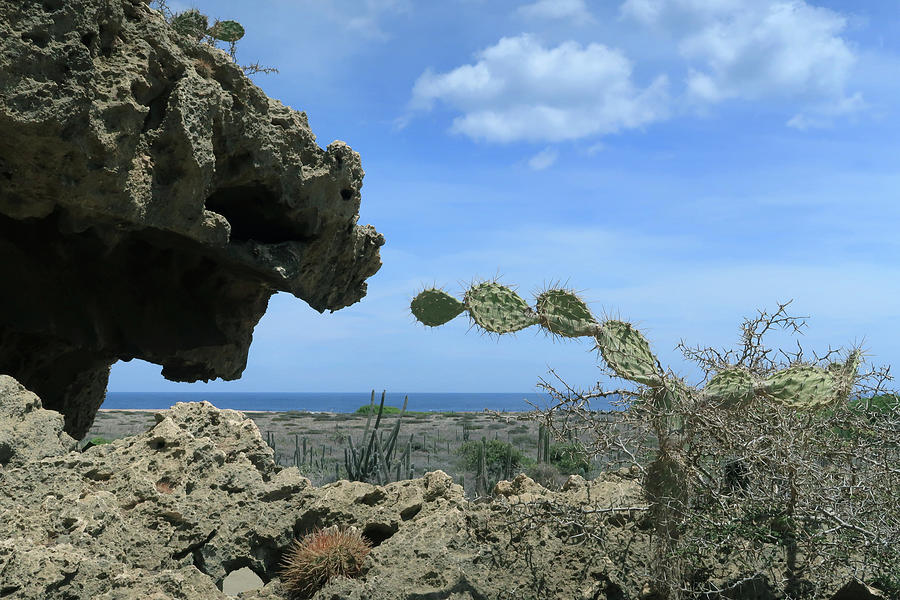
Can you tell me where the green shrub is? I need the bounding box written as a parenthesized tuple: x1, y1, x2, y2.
(149, 0, 277, 75)
(457, 439, 526, 482)
(355, 404, 403, 415)
(850, 393, 900, 414)
(549, 442, 591, 477)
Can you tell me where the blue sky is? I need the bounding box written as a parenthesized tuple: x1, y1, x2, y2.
(110, 0, 900, 395)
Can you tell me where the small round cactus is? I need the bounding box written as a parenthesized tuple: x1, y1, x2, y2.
(280, 525, 371, 599)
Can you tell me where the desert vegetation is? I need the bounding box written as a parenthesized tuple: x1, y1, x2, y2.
(149, 0, 278, 74)
(410, 282, 900, 599)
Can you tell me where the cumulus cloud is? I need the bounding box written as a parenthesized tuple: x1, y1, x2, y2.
(410, 34, 669, 143)
(527, 147, 559, 170)
(517, 0, 593, 22)
(620, 0, 862, 117)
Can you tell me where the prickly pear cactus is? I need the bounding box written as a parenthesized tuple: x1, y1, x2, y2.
(170, 9, 208, 40)
(762, 365, 837, 409)
(410, 282, 665, 387)
(594, 320, 661, 387)
(410, 288, 465, 327)
(535, 289, 596, 338)
(410, 281, 863, 411)
(830, 350, 861, 405)
(703, 367, 756, 409)
(208, 20, 245, 43)
(463, 282, 538, 334)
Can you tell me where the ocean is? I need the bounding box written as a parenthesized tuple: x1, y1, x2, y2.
(101, 391, 573, 413)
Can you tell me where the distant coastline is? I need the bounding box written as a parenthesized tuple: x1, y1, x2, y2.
(101, 391, 606, 413)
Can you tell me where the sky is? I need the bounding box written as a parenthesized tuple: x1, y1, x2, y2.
(110, 0, 900, 397)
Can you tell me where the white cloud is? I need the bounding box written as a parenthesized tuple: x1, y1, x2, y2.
(786, 91, 866, 129)
(621, 0, 863, 120)
(410, 34, 669, 143)
(517, 0, 593, 22)
(527, 147, 559, 170)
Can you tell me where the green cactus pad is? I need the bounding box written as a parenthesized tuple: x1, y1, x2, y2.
(208, 20, 245, 42)
(595, 320, 660, 386)
(535, 289, 596, 338)
(410, 288, 465, 327)
(762, 365, 836, 408)
(171, 9, 209, 40)
(704, 367, 756, 409)
(829, 350, 861, 405)
(464, 282, 538, 334)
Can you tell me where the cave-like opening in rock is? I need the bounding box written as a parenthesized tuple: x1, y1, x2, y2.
(205, 184, 317, 243)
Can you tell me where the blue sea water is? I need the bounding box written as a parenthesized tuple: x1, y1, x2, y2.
(102, 392, 572, 413)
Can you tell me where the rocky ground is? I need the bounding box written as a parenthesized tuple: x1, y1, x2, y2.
(1, 376, 889, 599)
(84, 407, 623, 492)
(0, 375, 653, 599)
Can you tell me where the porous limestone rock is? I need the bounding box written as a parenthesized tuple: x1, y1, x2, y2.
(0, 0, 384, 439)
(0, 376, 648, 600)
(0, 375, 77, 467)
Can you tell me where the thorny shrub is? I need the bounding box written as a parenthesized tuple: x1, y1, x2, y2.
(491, 302, 900, 599)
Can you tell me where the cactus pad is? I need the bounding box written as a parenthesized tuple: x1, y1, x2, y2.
(535, 289, 596, 338)
(704, 367, 756, 408)
(762, 365, 836, 408)
(410, 288, 465, 327)
(208, 20, 245, 43)
(170, 9, 208, 40)
(594, 320, 660, 386)
(464, 282, 538, 334)
(829, 350, 861, 405)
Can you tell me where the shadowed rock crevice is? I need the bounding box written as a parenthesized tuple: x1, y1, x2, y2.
(205, 184, 318, 243)
(0, 0, 384, 439)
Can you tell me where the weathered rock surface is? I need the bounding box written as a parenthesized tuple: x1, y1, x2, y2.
(0, 375, 77, 467)
(0, 0, 384, 439)
(0, 376, 648, 600)
(0, 378, 889, 599)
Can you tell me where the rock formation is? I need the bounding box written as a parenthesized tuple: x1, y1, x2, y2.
(0, 375, 647, 599)
(0, 377, 882, 599)
(0, 0, 384, 439)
